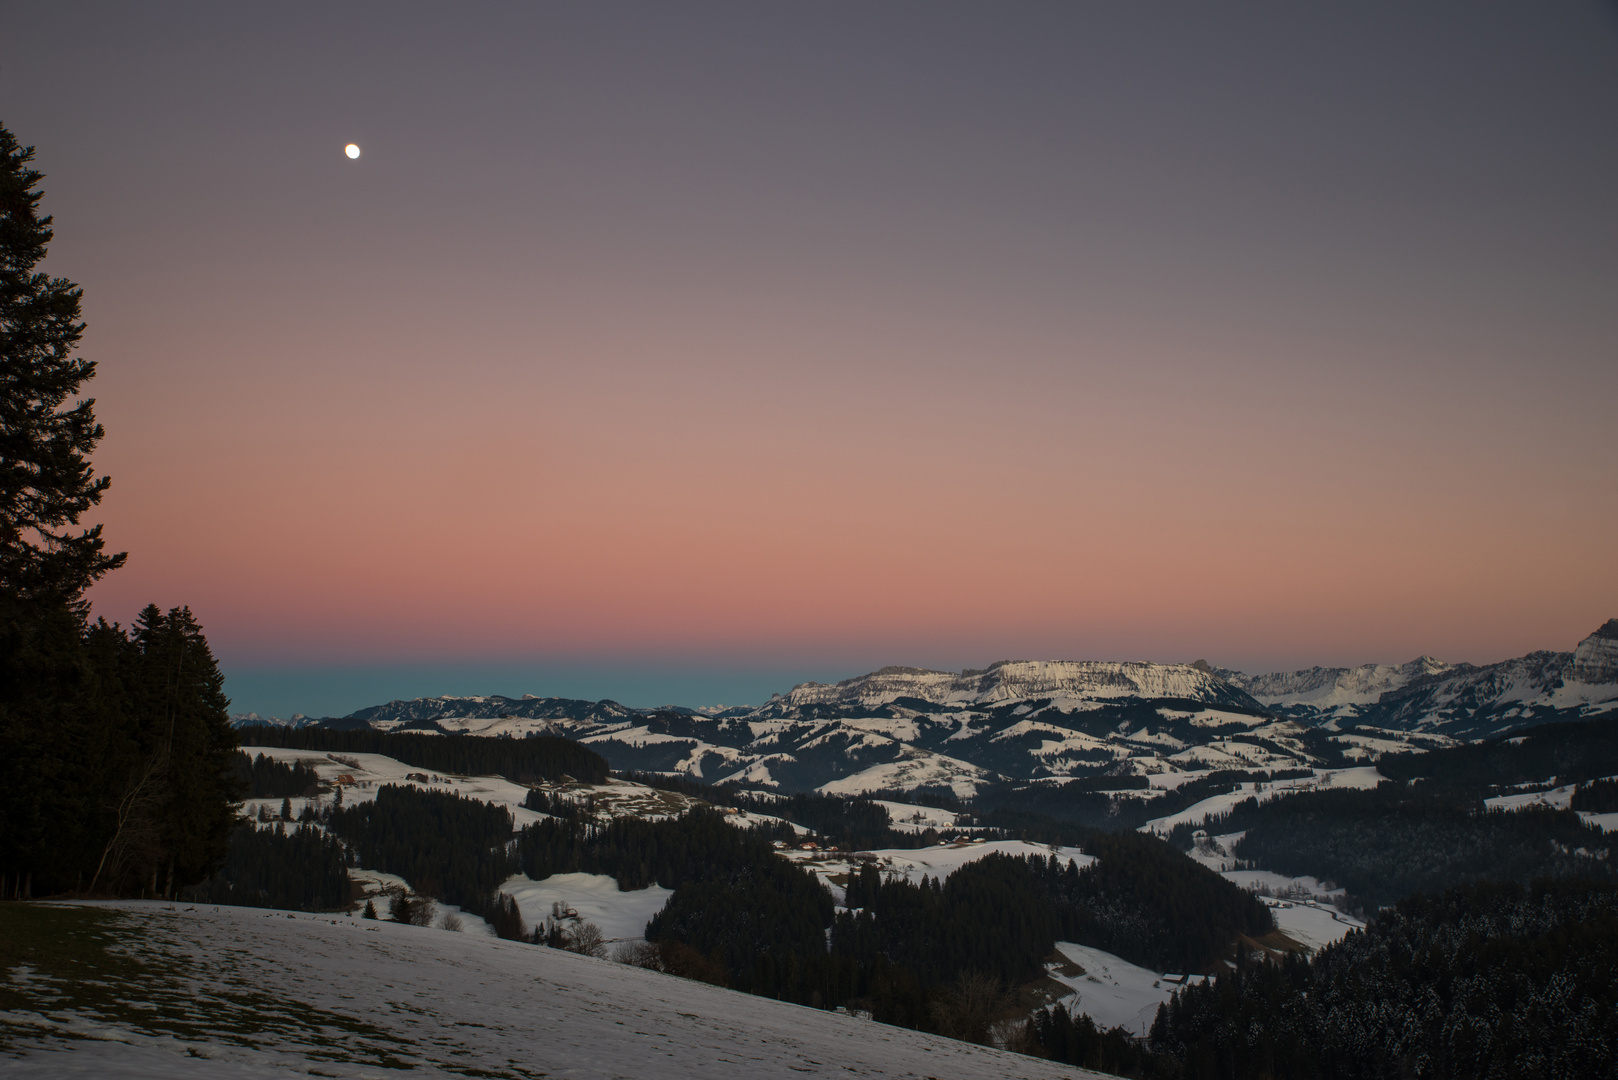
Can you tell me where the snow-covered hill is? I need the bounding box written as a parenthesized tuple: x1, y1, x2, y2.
(235, 622, 1618, 795)
(4, 901, 1101, 1079)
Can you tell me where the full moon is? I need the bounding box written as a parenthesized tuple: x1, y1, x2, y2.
(344, 143, 361, 159)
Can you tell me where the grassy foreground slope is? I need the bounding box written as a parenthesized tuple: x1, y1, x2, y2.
(1, 902, 1103, 1080)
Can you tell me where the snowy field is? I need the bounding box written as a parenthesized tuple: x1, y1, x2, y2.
(1267, 902, 1364, 951)
(1484, 777, 1618, 833)
(2, 902, 1103, 1080)
(1045, 942, 1201, 1036)
(873, 800, 965, 833)
(1179, 832, 1362, 951)
(1140, 766, 1383, 835)
(496, 873, 674, 943)
(815, 751, 988, 799)
(241, 746, 552, 827)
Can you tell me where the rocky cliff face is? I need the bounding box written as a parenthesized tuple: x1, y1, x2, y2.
(1570, 619, 1618, 686)
(780, 659, 1259, 710)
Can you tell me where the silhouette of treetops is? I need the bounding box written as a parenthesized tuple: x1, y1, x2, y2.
(1573, 777, 1618, 813)
(1031, 830, 1272, 974)
(1377, 713, 1618, 790)
(833, 853, 1058, 989)
(185, 823, 349, 912)
(1146, 879, 1618, 1080)
(232, 752, 320, 799)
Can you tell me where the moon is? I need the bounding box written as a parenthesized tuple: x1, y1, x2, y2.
(344, 143, 361, 160)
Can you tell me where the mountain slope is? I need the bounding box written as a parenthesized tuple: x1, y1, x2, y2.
(3, 901, 1099, 1079)
(1222, 621, 1618, 736)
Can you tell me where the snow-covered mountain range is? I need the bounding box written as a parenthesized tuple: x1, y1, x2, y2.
(1221, 619, 1618, 737)
(237, 621, 1618, 796)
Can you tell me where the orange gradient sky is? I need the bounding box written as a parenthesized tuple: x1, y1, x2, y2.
(5, 3, 1616, 714)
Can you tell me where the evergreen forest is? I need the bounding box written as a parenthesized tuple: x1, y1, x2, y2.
(187, 823, 350, 911)
(1139, 879, 1618, 1079)
(233, 752, 321, 799)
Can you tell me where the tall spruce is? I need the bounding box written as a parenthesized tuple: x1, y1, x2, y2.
(0, 123, 239, 900)
(0, 121, 124, 899)
(0, 123, 124, 606)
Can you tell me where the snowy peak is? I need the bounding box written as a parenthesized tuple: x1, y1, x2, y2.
(1221, 656, 1450, 709)
(1220, 620, 1618, 735)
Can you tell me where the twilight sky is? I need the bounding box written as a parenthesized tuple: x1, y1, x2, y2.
(5, 2, 1616, 717)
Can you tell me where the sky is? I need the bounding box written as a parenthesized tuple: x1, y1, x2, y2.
(4, 2, 1616, 717)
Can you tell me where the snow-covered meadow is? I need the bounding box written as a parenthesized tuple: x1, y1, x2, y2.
(2, 902, 1105, 1080)
(1043, 941, 1207, 1036)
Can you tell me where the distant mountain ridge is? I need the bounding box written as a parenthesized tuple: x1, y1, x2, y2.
(1220, 620, 1618, 737)
(235, 622, 1618, 795)
(771, 659, 1262, 712)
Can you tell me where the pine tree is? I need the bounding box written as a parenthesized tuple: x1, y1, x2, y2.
(1, 123, 124, 606)
(127, 605, 241, 896)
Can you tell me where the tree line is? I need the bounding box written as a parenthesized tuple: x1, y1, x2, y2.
(617, 770, 929, 850)
(1376, 714, 1618, 791)
(974, 767, 1313, 834)
(232, 752, 321, 799)
(186, 822, 350, 911)
(1189, 782, 1618, 911)
(1573, 778, 1618, 813)
(326, 784, 517, 919)
(1138, 878, 1618, 1079)
(240, 726, 608, 785)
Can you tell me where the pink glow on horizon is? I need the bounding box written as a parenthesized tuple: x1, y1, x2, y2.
(80, 269, 1615, 674)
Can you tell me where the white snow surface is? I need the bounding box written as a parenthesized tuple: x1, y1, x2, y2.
(1045, 942, 1195, 1036)
(873, 801, 964, 832)
(1267, 902, 1364, 952)
(814, 750, 988, 798)
(497, 872, 674, 942)
(1140, 767, 1382, 835)
(5, 901, 1102, 1080)
(1486, 783, 1580, 812)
